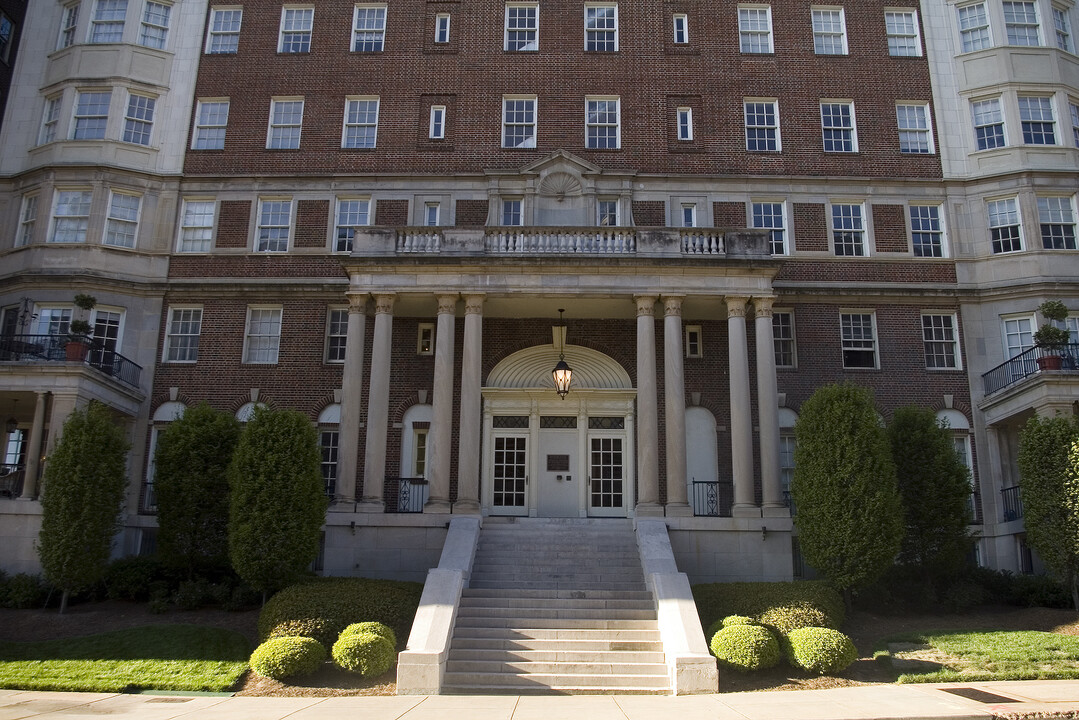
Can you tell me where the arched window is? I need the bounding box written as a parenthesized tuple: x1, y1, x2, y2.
(318, 404, 341, 498)
(778, 407, 798, 503)
(145, 401, 187, 511)
(685, 406, 718, 515)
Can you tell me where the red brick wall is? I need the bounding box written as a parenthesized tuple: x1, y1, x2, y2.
(712, 201, 746, 228)
(169, 256, 348, 278)
(455, 200, 489, 227)
(793, 203, 827, 251)
(215, 200, 251, 249)
(775, 260, 956, 284)
(872, 203, 908, 253)
(375, 199, 409, 225)
(633, 201, 666, 226)
(295, 200, 330, 248)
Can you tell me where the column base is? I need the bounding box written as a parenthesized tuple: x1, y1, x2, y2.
(424, 499, 452, 514)
(762, 504, 791, 518)
(664, 502, 693, 517)
(636, 502, 664, 517)
(731, 504, 763, 518)
(328, 497, 356, 511)
(451, 500, 481, 515)
(17, 495, 38, 502)
(356, 500, 385, 513)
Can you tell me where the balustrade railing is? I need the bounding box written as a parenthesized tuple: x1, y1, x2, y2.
(0, 464, 25, 498)
(485, 228, 637, 254)
(691, 480, 734, 517)
(1001, 485, 1024, 522)
(396, 229, 442, 253)
(384, 477, 428, 513)
(680, 229, 725, 255)
(0, 334, 142, 388)
(982, 343, 1079, 396)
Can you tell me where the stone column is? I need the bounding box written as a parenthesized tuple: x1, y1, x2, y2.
(335, 293, 367, 506)
(360, 293, 395, 512)
(755, 296, 785, 515)
(635, 295, 662, 516)
(663, 296, 691, 516)
(727, 296, 758, 516)
(426, 294, 457, 514)
(20, 391, 48, 500)
(454, 294, 484, 514)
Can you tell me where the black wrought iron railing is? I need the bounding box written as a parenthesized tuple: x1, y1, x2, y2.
(1001, 485, 1024, 522)
(0, 334, 142, 388)
(691, 481, 734, 517)
(982, 343, 1079, 396)
(384, 477, 428, 513)
(783, 490, 796, 516)
(0, 464, 25, 498)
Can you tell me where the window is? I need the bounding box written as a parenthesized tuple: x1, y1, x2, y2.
(897, 103, 933, 153)
(685, 325, 702, 358)
(1004, 1, 1040, 44)
(910, 204, 944, 257)
(958, 2, 991, 51)
(164, 307, 202, 362)
(50, 190, 92, 243)
(192, 99, 229, 149)
(0, 12, 11, 63)
(885, 9, 921, 55)
(278, 7, 312, 52)
(178, 199, 214, 252)
(17, 195, 37, 247)
(244, 307, 282, 364)
(424, 202, 439, 226)
(122, 94, 155, 145)
(1018, 96, 1056, 144)
(353, 5, 386, 51)
(1071, 102, 1079, 147)
(502, 198, 523, 226)
(1054, 5, 1073, 50)
(585, 97, 619, 148)
(417, 323, 434, 354)
(821, 101, 856, 152)
(677, 107, 693, 141)
(37, 307, 72, 336)
(680, 203, 696, 227)
(342, 97, 378, 148)
(326, 308, 348, 362)
(811, 7, 847, 54)
(138, 1, 170, 48)
(988, 197, 1022, 253)
(1003, 315, 1035, 357)
(104, 191, 140, 247)
(773, 311, 795, 367)
(505, 3, 538, 50)
(972, 97, 1005, 149)
(502, 96, 536, 148)
(90, 0, 126, 42)
(752, 201, 787, 254)
(840, 312, 877, 368)
(335, 198, 369, 252)
(673, 13, 688, 43)
(73, 90, 110, 140)
(585, 4, 617, 51)
(831, 203, 866, 256)
(435, 13, 450, 43)
(206, 7, 241, 53)
(1038, 196, 1077, 249)
(268, 98, 303, 149)
(598, 199, 618, 226)
(39, 96, 61, 145)
(59, 3, 80, 49)
(257, 199, 291, 252)
(320, 430, 339, 496)
(739, 6, 773, 53)
(745, 100, 779, 151)
(923, 314, 960, 369)
(429, 105, 445, 139)
(412, 427, 428, 476)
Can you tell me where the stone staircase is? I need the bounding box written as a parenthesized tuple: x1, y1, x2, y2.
(442, 517, 670, 694)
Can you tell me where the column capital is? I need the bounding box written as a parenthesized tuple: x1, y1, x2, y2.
(663, 296, 684, 317)
(635, 295, 657, 317)
(373, 293, 396, 314)
(463, 294, 486, 315)
(725, 296, 748, 318)
(346, 293, 368, 313)
(435, 294, 458, 315)
(753, 296, 776, 318)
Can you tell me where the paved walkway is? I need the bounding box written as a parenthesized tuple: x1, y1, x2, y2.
(2, 681, 1079, 720)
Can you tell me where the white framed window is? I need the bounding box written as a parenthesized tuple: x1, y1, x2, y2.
(138, 0, 170, 48)
(739, 5, 773, 52)
(821, 101, 856, 152)
(1004, 0, 1040, 44)
(1054, 4, 1073, 50)
(429, 105, 446, 139)
(910, 204, 945, 257)
(16, 194, 37, 247)
(326, 308, 348, 362)
(585, 3, 617, 51)
(435, 12, 450, 43)
(353, 4, 386, 51)
(685, 325, 702, 358)
(779, 411, 797, 498)
(417, 323, 434, 354)
(59, 2, 80, 49)
(335, 197, 370, 252)
(424, 202, 440, 226)
(178, 199, 215, 252)
(745, 99, 780, 151)
(320, 429, 339, 496)
(206, 6, 241, 53)
(90, 0, 126, 43)
(164, 306, 202, 362)
(50, 190, 93, 243)
(598, 199, 619, 226)
(897, 103, 933, 153)
(1018, 96, 1056, 144)
(122, 93, 155, 145)
(1003, 314, 1035, 357)
(958, 2, 991, 51)
(1038, 195, 1077, 249)
(244, 307, 282, 364)
(773, 311, 795, 367)
(104, 191, 140, 247)
(36, 306, 72, 335)
(268, 97, 303, 149)
(502, 198, 523, 225)
(278, 6, 313, 52)
(91, 307, 123, 353)
(923, 313, 960, 369)
(673, 13, 688, 43)
(988, 197, 1023, 253)
(677, 106, 693, 140)
(256, 198, 292, 252)
(505, 3, 538, 50)
(192, 99, 229, 150)
(342, 96, 378, 148)
(412, 427, 429, 477)
(885, 9, 921, 55)
(752, 200, 787, 254)
(502, 96, 537, 148)
(39, 95, 61, 145)
(840, 312, 878, 369)
(73, 90, 110, 140)
(1071, 101, 1079, 147)
(831, 202, 866, 256)
(680, 203, 696, 227)
(811, 7, 847, 54)
(972, 97, 1005, 149)
(585, 96, 620, 148)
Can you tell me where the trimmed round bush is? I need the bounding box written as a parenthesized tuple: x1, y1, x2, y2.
(249, 636, 326, 680)
(786, 627, 858, 674)
(340, 621, 397, 648)
(722, 614, 756, 628)
(758, 603, 832, 634)
(331, 631, 396, 677)
(709, 625, 781, 671)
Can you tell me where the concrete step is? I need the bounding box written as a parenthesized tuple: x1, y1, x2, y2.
(452, 627, 662, 642)
(449, 636, 663, 652)
(472, 551, 641, 562)
(445, 660, 669, 676)
(469, 571, 643, 584)
(441, 671, 669, 690)
(447, 648, 666, 664)
(456, 606, 655, 621)
(454, 616, 657, 630)
(461, 588, 654, 601)
(459, 596, 654, 611)
(468, 580, 647, 591)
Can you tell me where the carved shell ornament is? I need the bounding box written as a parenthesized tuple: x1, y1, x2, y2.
(538, 172, 582, 201)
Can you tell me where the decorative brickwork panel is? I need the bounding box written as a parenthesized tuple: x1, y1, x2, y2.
(775, 260, 956, 284)
(215, 200, 251, 249)
(872, 204, 908, 253)
(793, 203, 827, 252)
(169, 256, 348, 279)
(712, 201, 746, 229)
(633, 201, 666, 226)
(455, 200, 488, 227)
(295, 200, 330, 249)
(665, 95, 702, 151)
(376, 200, 409, 226)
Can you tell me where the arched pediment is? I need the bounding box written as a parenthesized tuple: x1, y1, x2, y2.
(486, 344, 632, 391)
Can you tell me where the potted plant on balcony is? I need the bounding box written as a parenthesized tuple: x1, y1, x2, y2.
(65, 294, 96, 362)
(1033, 300, 1071, 371)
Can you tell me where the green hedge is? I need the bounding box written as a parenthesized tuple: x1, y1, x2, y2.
(249, 636, 326, 680)
(259, 577, 423, 648)
(710, 625, 781, 671)
(331, 632, 396, 677)
(786, 627, 858, 674)
(693, 581, 844, 632)
(340, 622, 397, 648)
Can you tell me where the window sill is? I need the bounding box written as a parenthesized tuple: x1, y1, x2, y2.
(265, 147, 303, 152)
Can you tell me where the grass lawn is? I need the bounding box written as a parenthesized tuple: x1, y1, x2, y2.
(877, 630, 1079, 683)
(0, 624, 250, 693)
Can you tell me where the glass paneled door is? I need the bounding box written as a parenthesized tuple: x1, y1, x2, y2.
(492, 435, 528, 515)
(588, 435, 625, 516)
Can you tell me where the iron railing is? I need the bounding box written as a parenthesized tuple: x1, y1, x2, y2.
(982, 343, 1079, 396)
(691, 481, 734, 517)
(0, 464, 25, 498)
(0, 334, 142, 388)
(384, 477, 428, 513)
(1001, 485, 1024, 522)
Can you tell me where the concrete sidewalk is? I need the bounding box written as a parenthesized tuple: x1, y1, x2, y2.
(2, 681, 1079, 720)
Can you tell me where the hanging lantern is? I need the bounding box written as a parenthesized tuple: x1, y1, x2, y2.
(552, 309, 573, 399)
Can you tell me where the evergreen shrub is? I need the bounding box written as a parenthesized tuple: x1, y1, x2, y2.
(340, 621, 397, 648)
(249, 636, 326, 680)
(786, 627, 858, 674)
(709, 625, 781, 671)
(331, 632, 396, 676)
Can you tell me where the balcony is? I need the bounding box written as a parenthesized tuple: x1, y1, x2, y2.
(0, 334, 142, 389)
(384, 477, 428, 513)
(0, 464, 25, 498)
(982, 344, 1079, 397)
(1001, 485, 1024, 522)
(691, 481, 734, 517)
